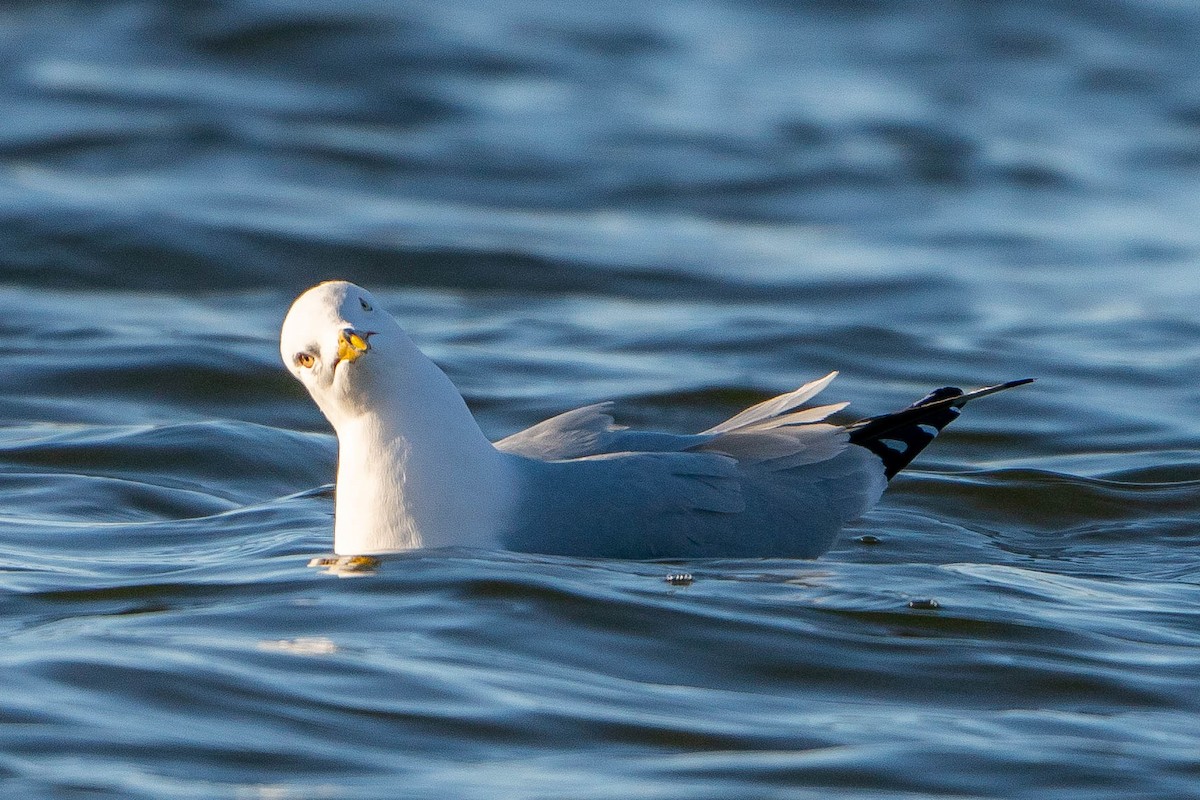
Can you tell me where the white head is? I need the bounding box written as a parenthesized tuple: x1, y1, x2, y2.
(280, 281, 511, 554)
(280, 280, 397, 427)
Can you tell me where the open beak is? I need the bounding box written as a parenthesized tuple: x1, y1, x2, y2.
(336, 329, 371, 364)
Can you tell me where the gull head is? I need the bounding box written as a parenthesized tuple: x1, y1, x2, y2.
(281, 281, 507, 555)
(281, 280, 396, 426)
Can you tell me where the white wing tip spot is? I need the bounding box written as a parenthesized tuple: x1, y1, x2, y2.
(917, 424, 940, 437)
(879, 438, 909, 453)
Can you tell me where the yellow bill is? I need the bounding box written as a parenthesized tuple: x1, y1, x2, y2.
(337, 329, 371, 363)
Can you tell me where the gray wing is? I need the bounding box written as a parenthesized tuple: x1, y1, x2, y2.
(502, 449, 744, 558)
(495, 372, 849, 461)
(496, 372, 889, 558)
(502, 445, 885, 559)
(495, 402, 716, 460)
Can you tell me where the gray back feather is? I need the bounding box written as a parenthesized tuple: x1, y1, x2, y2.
(495, 402, 716, 459)
(495, 373, 887, 558)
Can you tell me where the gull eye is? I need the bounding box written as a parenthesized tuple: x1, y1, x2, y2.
(359, 298, 372, 312)
(295, 352, 316, 369)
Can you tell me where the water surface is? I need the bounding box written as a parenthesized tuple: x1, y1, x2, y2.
(2, 1, 1199, 797)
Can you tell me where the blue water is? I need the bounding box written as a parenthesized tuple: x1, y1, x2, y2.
(2, 1, 1200, 797)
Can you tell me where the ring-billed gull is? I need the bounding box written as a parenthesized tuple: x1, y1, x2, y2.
(281, 281, 1031, 558)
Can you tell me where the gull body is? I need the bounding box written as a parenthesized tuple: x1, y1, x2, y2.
(281, 281, 1030, 559)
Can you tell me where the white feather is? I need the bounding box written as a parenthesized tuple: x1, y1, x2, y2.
(702, 371, 839, 434)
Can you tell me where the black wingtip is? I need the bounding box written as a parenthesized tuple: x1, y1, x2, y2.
(848, 377, 1033, 479)
(950, 377, 1035, 406)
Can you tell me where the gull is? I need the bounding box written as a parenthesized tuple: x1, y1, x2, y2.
(281, 281, 1031, 559)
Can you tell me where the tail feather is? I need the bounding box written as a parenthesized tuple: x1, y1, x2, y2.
(847, 379, 1033, 479)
